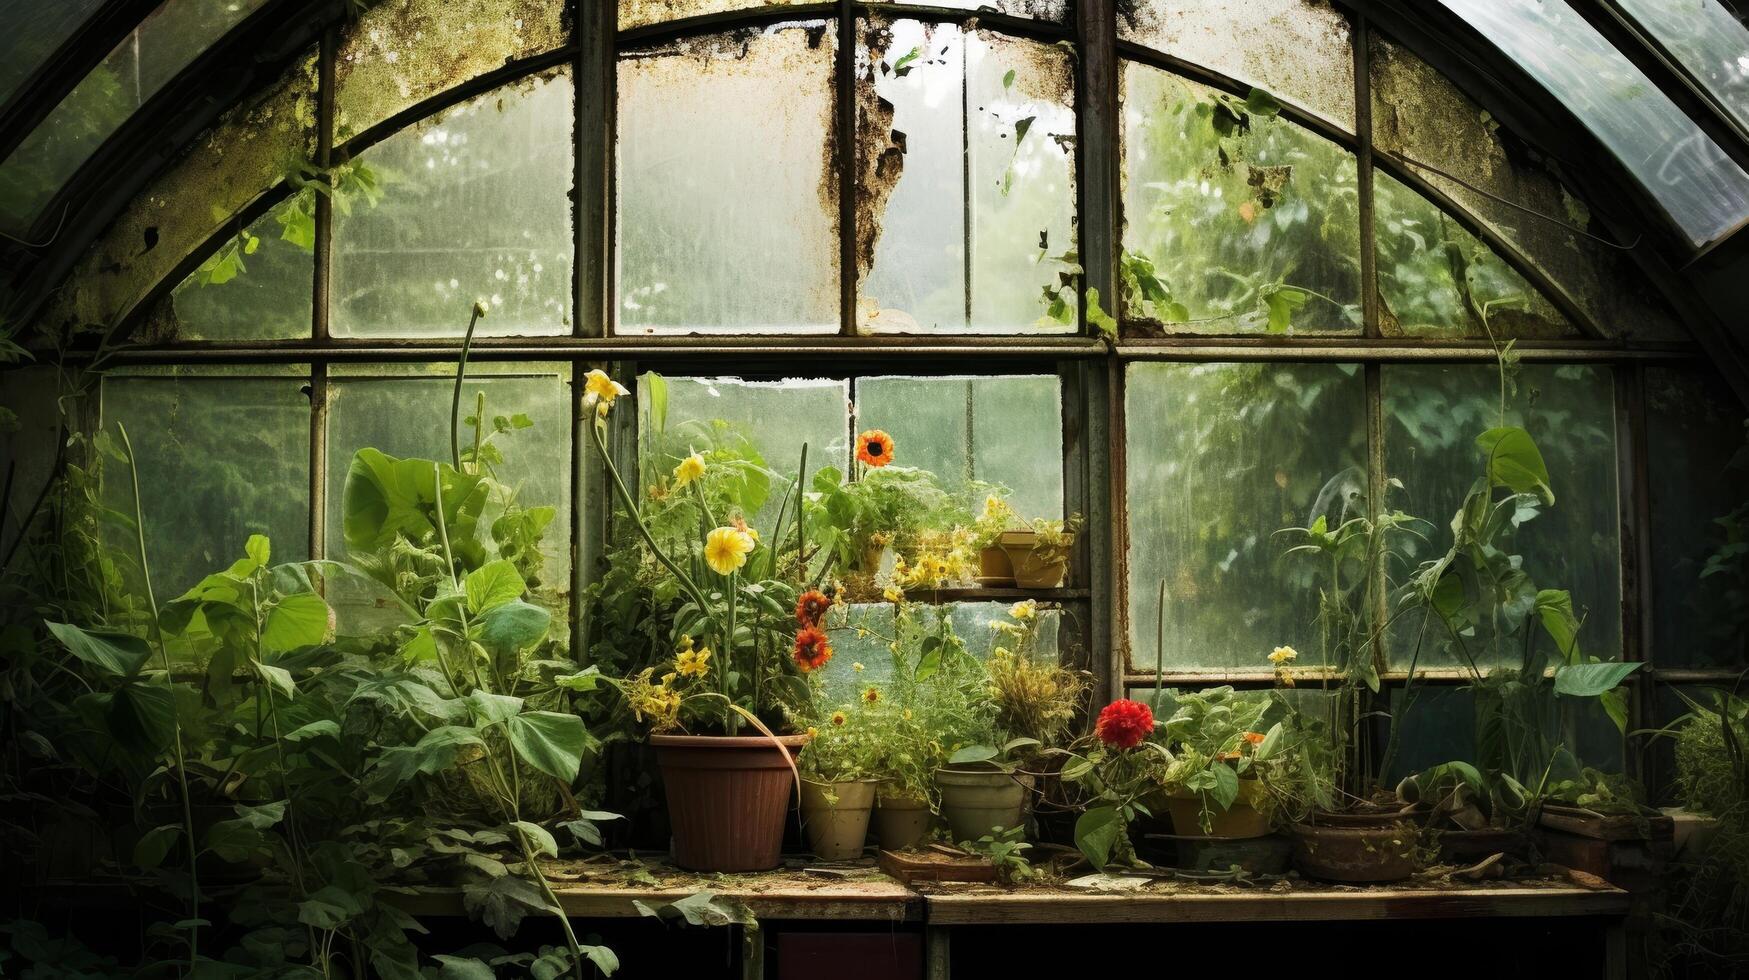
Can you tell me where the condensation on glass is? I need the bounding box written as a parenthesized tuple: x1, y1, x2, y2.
(99, 365, 312, 601)
(859, 20, 1077, 334)
(618, 24, 839, 334)
(0, 0, 270, 236)
(1615, 0, 1749, 137)
(151, 201, 314, 342)
(1381, 364, 1621, 669)
(331, 71, 574, 338)
(0, 0, 106, 105)
(1438, 0, 1749, 249)
(1125, 362, 1368, 672)
(1368, 36, 1685, 342)
(1118, 0, 1356, 131)
(1122, 63, 1361, 335)
(1373, 170, 1575, 339)
(1645, 365, 1748, 669)
(334, 0, 569, 143)
(817, 602, 1062, 701)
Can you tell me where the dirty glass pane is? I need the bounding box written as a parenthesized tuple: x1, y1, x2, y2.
(326, 363, 570, 628)
(859, 22, 1078, 334)
(1122, 63, 1361, 334)
(0, 0, 105, 105)
(1382, 364, 1620, 669)
(1373, 171, 1575, 339)
(618, 24, 839, 334)
(619, 0, 810, 32)
(1646, 366, 1749, 669)
(1439, 0, 1749, 248)
(166, 201, 313, 341)
(332, 72, 573, 338)
(1125, 362, 1369, 672)
(1118, 0, 1355, 131)
(640, 376, 851, 530)
(891, 0, 1067, 21)
(0, 0, 270, 235)
(0, 368, 74, 561)
(855, 375, 1063, 519)
(1616, 0, 1749, 135)
(1384, 685, 1622, 785)
(816, 602, 1061, 702)
(100, 367, 310, 601)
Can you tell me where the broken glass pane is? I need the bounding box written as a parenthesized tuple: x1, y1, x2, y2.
(860, 21, 1077, 333)
(331, 71, 574, 337)
(618, 24, 839, 334)
(165, 200, 314, 341)
(1122, 63, 1361, 334)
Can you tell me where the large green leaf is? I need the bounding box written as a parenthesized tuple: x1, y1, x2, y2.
(1073, 805, 1124, 871)
(367, 726, 485, 799)
(46, 622, 151, 677)
(342, 448, 486, 553)
(511, 820, 559, 858)
(262, 592, 332, 653)
(109, 681, 178, 752)
(1535, 589, 1582, 664)
(1553, 661, 1641, 698)
(477, 600, 550, 653)
(1476, 427, 1554, 504)
(465, 560, 525, 614)
(507, 711, 591, 782)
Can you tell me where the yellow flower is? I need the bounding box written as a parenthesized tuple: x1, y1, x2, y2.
(883, 585, 905, 604)
(902, 709, 913, 721)
(1268, 645, 1299, 665)
(862, 686, 880, 705)
(676, 645, 712, 678)
(584, 369, 629, 406)
(1009, 599, 1038, 621)
(673, 452, 706, 487)
(807, 726, 819, 739)
(830, 710, 848, 727)
(852, 662, 865, 672)
(704, 526, 755, 575)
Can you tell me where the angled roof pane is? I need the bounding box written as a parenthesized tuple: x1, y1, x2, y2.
(1615, 0, 1749, 133)
(0, 0, 107, 106)
(1440, 0, 1749, 247)
(0, 0, 268, 236)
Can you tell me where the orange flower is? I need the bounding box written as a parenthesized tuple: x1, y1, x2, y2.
(793, 626, 833, 672)
(1242, 731, 1266, 745)
(856, 429, 895, 468)
(795, 589, 831, 628)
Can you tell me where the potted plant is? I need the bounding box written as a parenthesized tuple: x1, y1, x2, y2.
(999, 514, 1082, 589)
(1058, 698, 1170, 871)
(1149, 687, 1286, 841)
(807, 433, 963, 588)
(796, 696, 882, 861)
(970, 490, 1020, 586)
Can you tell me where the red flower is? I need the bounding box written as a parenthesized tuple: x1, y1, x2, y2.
(1095, 699, 1154, 750)
(795, 589, 831, 629)
(793, 626, 833, 672)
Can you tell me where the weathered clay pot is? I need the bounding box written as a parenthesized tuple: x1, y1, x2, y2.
(873, 787, 933, 851)
(1291, 810, 1420, 883)
(998, 530, 1072, 589)
(652, 733, 809, 872)
(977, 545, 1016, 586)
(1159, 777, 1273, 840)
(799, 779, 876, 861)
(936, 765, 1028, 844)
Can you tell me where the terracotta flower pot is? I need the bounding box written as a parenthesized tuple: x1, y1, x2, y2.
(1291, 810, 1420, 883)
(1159, 777, 1273, 840)
(873, 786, 933, 851)
(652, 733, 809, 872)
(998, 530, 1072, 589)
(935, 765, 1029, 845)
(799, 778, 877, 861)
(977, 545, 1016, 586)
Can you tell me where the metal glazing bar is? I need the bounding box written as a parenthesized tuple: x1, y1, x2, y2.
(577, 0, 614, 339)
(1354, 13, 1380, 339)
(838, 2, 859, 337)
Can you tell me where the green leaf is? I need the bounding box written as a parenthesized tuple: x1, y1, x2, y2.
(285, 719, 340, 742)
(477, 599, 550, 653)
(948, 745, 998, 766)
(342, 448, 486, 554)
(245, 534, 272, 568)
(512, 820, 559, 858)
(298, 885, 366, 930)
(636, 889, 754, 926)
(262, 592, 332, 653)
(134, 824, 183, 869)
(893, 45, 921, 76)
(1085, 287, 1117, 337)
(109, 681, 178, 752)
(465, 560, 526, 614)
(367, 726, 485, 799)
(1073, 805, 1124, 871)
(1263, 285, 1308, 333)
(46, 622, 152, 677)
(1243, 87, 1282, 117)
(255, 661, 296, 700)
(1002, 68, 1016, 90)
(467, 690, 525, 725)
(561, 811, 625, 848)
(1476, 427, 1554, 504)
(1534, 589, 1582, 664)
(205, 819, 269, 864)
(432, 956, 498, 980)
(1206, 762, 1240, 810)
(507, 711, 591, 782)
(1553, 661, 1640, 698)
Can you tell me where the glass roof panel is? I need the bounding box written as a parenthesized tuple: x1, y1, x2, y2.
(0, 0, 107, 107)
(1614, 0, 1749, 134)
(1439, 0, 1749, 248)
(0, 0, 268, 236)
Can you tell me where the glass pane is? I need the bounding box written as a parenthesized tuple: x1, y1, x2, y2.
(1438, 0, 1749, 248)
(620, 0, 812, 32)
(855, 375, 1063, 519)
(1119, 0, 1356, 131)
(1373, 170, 1575, 339)
(618, 24, 839, 334)
(1125, 362, 1368, 672)
(162, 200, 313, 341)
(331, 71, 573, 338)
(816, 602, 1061, 702)
(1122, 62, 1361, 334)
(1382, 364, 1620, 669)
(860, 22, 1078, 334)
(0, 0, 105, 105)
(0, 0, 270, 235)
(326, 364, 571, 626)
(100, 367, 311, 601)
(1384, 685, 1622, 785)
(1615, 0, 1749, 136)
(0, 367, 72, 561)
(1646, 365, 1749, 669)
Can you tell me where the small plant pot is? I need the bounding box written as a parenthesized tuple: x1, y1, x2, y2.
(977, 545, 1016, 586)
(1291, 811, 1420, 883)
(799, 779, 876, 861)
(653, 733, 809, 873)
(998, 530, 1072, 589)
(873, 787, 934, 851)
(935, 765, 1028, 845)
(1160, 778, 1273, 840)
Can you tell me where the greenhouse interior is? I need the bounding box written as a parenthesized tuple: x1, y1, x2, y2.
(4, 0, 1749, 976)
